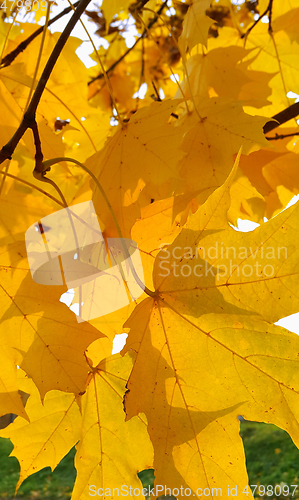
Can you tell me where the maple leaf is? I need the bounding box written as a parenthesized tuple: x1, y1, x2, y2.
(179, 0, 214, 52)
(177, 46, 274, 107)
(123, 160, 299, 497)
(0, 371, 81, 492)
(1, 1, 299, 498)
(0, 347, 28, 420)
(87, 99, 185, 238)
(72, 351, 153, 499)
(175, 96, 269, 205)
(101, 0, 133, 29)
(0, 239, 110, 399)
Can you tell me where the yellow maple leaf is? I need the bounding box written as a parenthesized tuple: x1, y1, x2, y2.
(0, 347, 28, 420)
(87, 99, 185, 238)
(2, 2, 299, 498)
(0, 372, 81, 492)
(178, 46, 274, 107)
(0, 240, 111, 399)
(122, 161, 299, 496)
(176, 96, 269, 205)
(72, 352, 153, 500)
(179, 0, 214, 52)
(101, 0, 133, 30)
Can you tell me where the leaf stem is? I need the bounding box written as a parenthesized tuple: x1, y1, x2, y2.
(0, 170, 64, 206)
(23, 0, 51, 114)
(142, 7, 191, 113)
(0, 6, 20, 66)
(33, 167, 85, 317)
(66, 0, 123, 125)
(88, 0, 168, 86)
(42, 157, 156, 298)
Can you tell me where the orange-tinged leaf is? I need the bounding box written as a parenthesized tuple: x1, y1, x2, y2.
(0, 70, 24, 148)
(176, 97, 269, 205)
(239, 147, 299, 219)
(1, 32, 110, 162)
(87, 100, 185, 237)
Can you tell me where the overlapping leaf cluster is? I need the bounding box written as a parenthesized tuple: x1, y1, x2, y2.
(1, 1, 299, 498)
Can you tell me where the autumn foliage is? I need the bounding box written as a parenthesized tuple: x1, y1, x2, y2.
(1, 0, 299, 498)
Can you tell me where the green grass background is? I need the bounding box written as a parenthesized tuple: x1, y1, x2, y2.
(0, 421, 298, 499)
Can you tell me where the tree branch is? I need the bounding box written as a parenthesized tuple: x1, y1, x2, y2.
(263, 101, 299, 134)
(266, 131, 299, 141)
(0, 1, 80, 68)
(31, 121, 44, 172)
(0, 0, 93, 169)
(241, 0, 274, 39)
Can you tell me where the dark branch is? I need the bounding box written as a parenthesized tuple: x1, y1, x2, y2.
(0, 1, 80, 68)
(266, 131, 299, 141)
(263, 101, 299, 134)
(241, 0, 274, 39)
(31, 121, 44, 172)
(0, 0, 93, 169)
(268, 0, 274, 33)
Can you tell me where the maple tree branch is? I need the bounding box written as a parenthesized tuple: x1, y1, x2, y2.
(263, 101, 299, 134)
(0, 0, 93, 168)
(0, 1, 80, 68)
(268, 0, 274, 34)
(31, 121, 44, 172)
(88, 0, 168, 86)
(266, 131, 299, 140)
(151, 80, 162, 101)
(241, 0, 274, 39)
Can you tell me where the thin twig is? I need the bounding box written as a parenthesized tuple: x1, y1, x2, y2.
(266, 132, 299, 141)
(268, 0, 274, 34)
(0, 1, 80, 68)
(0, 0, 93, 168)
(41, 156, 157, 298)
(24, 0, 51, 113)
(67, 0, 123, 125)
(135, 37, 145, 110)
(151, 80, 162, 101)
(88, 0, 168, 86)
(241, 0, 274, 39)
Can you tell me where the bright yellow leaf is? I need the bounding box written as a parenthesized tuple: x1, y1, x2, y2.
(71, 352, 153, 500)
(0, 374, 81, 491)
(101, 0, 132, 29)
(179, 0, 214, 52)
(122, 163, 299, 496)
